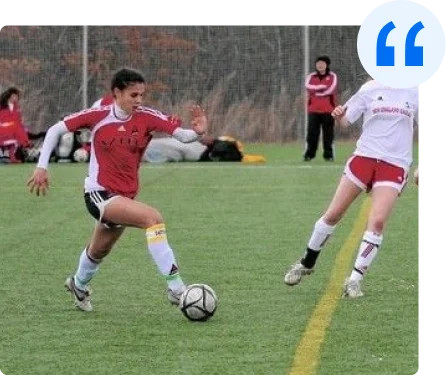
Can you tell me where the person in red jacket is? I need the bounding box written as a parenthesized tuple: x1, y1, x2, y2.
(303, 56, 338, 161)
(0, 87, 30, 163)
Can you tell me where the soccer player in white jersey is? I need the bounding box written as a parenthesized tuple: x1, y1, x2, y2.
(27, 68, 208, 312)
(284, 79, 418, 298)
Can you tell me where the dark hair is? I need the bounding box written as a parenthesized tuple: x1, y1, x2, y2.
(315, 55, 331, 66)
(111, 68, 145, 92)
(0, 87, 20, 109)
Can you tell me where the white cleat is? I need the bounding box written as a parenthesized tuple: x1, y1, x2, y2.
(343, 278, 364, 298)
(167, 285, 187, 306)
(284, 262, 314, 286)
(65, 276, 93, 312)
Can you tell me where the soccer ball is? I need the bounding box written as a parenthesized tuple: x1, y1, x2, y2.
(179, 284, 218, 322)
(73, 147, 89, 163)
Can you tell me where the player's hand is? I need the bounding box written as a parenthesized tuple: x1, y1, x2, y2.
(190, 105, 207, 135)
(331, 105, 345, 118)
(414, 168, 419, 186)
(27, 167, 49, 196)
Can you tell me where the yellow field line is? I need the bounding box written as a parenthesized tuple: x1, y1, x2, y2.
(289, 198, 372, 375)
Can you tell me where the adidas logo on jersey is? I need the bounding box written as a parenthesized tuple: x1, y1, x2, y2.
(117, 125, 126, 132)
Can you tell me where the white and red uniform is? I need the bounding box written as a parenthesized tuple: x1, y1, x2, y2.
(61, 105, 180, 198)
(90, 94, 114, 109)
(343, 80, 418, 191)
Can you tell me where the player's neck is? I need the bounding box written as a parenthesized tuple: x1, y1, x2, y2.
(113, 103, 131, 120)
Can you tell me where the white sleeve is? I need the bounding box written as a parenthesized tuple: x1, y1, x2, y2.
(37, 121, 69, 169)
(171, 128, 202, 143)
(344, 89, 367, 125)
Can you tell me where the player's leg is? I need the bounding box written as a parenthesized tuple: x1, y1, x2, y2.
(285, 156, 373, 285)
(75, 223, 126, 288)
(65, 223, 125, 312)
(65, 191, 126, 311)
(344, 162, 406, 297)
(321, 114, 335, 161)
(102, 196, 186, 303)
(5, 142, 21, 163)
(285, 175, 363, 285)
(304, 114, 321, 161)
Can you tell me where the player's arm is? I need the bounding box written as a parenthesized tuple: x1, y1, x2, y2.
(172, 105, 208, 143)
(332, 87, 367, 128)
(27, 121, 69, 196)
(331, 105, 350, 128)
(27, 109, 101, 196)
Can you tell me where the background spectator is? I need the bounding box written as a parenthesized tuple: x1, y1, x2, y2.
(144, 135, 266, 163)
(0, 87, 30, 163)
(303, 56, 338, 161)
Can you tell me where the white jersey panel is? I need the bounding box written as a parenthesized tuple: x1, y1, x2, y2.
(344, 80, 418, 170)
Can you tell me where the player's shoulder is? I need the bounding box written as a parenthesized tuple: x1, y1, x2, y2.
(64, 106, 111, 121)
(358, 79, 379, 92)
(135, 106, 170, 121)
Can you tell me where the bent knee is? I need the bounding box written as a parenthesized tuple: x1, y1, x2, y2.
(142, 209, 164, 228)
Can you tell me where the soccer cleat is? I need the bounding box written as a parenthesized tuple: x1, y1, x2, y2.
(64, 276, 93, 312)
(167, 285, 187, 306)
(284, 262, 314, 285)
(343, 278, 364, 298)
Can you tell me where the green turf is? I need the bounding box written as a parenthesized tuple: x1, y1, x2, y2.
(0, 142, 418, 375)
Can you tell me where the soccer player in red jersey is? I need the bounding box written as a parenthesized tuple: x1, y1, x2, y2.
(27, 68, 207, 312)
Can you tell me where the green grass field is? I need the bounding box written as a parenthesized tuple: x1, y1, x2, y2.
(0, 143, 418, 375)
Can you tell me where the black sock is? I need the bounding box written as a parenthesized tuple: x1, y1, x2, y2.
(300, 248, 320, 269)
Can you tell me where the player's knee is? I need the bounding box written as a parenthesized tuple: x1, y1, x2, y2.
(369, 217, 385, 234)
(142, 209, 164, 228)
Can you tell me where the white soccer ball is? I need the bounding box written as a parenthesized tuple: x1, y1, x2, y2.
(179, 284, 218, 322)
(73, 148, 89, 163)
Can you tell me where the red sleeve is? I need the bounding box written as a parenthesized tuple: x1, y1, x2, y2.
(63, 108, 109, 132)
(138, 107, 181, 135)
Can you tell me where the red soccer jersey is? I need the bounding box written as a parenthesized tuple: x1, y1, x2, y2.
(63, 105, 180, 198)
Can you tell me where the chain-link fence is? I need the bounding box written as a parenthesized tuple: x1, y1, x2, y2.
(0, 26, 366, 142)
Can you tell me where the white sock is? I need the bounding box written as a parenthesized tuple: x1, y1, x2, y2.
(350, 231, 383, 282)
(307, 218, 336, 251)
(74, 248, 100, 290)
(146, 224, 185, 292)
